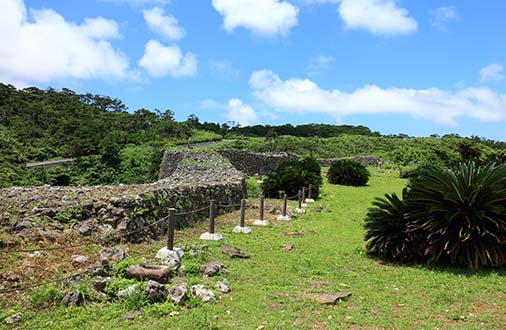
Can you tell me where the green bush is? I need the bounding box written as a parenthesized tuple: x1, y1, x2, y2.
(261, 157, 322, 199)
(327, 159, 370, 186)
(365, 162, 506, 269)
(31, 285, 63, 308)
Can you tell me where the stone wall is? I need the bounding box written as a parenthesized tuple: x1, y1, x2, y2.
(215, 150, 299, 176)
(1, 151, 245, 243)
(319, 156, 389, 167)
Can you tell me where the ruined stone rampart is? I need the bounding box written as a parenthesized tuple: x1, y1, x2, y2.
(215, 150, 299, 176)
(1, 151, 245, 243)
(319, 156, 389, 167)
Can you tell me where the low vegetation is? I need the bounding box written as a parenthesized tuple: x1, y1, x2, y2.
(327, 159, 370, 186)
(365, 162, 506, 269)
(261, 157, 322, 199)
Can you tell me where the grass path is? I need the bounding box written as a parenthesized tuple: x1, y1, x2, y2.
(4, 171, 506, 329)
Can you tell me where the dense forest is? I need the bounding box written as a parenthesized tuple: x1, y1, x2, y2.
(1, 83, 506, 188)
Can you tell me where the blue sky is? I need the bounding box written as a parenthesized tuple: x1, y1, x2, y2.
(1, 0, 506, 139)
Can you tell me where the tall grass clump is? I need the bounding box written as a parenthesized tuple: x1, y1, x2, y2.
(365, 162, 506, 269)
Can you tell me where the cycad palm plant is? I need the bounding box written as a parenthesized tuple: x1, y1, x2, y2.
(364, 189, 424, 262)
(407, 162, 506, 268)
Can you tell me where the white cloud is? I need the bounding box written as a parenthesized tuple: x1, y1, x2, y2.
(207, 59, 241, 80)
(480, 64, 505, 82)
(0, 0, 131, 85)
(249, 69, 506, 126)
(143, 7, 185, 41)
(138, 40, 197, 78)
(226, 99, 259, 126)
(211, 0, 299, 36)
(306, 55, 335, 76)
(304, 0, 417, 36)
(338, 0, 417, 36)
(200, 98, 259, 126)
(431, 6, 458, 32)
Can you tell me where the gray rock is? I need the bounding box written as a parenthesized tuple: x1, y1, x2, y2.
(100, 247, 125, 262)
(191, 285, 216, 302)
(221, 244, 249, 258)
(67, 273, 85, 286)
(72, 255, 89, 264)
(118, 285, 139, 298)
(79, 223, 92, 236)
(215, 281, 232, 294)
(168, 282, 188, 305)
(61, 290, 84, 307)
(144, 280, 168, 302)
(93, 276, 116, 292)
(200, 261, 226, 277)
(86, 265, 108, 277)
(5, 314, 21, 325)
(123, 310, 142, 320)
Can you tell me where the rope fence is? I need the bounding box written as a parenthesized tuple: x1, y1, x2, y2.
(0, 185, 315, 294)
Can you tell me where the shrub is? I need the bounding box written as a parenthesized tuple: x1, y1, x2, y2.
(261, 157, 322, 199)
(327, 159, 370, 186)
(364, 190, 423, 263)
(365, 162, 506, 269)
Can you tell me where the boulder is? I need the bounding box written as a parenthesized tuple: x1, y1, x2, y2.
(126, 265, 171, 283)
(221, 244, 249, 258)
(200, 261, 226, 277)
(61, 290, 84, 307)
(191, 285, 216, 302)
(168, 282, 188, 305)
(144, 280, 168, 302)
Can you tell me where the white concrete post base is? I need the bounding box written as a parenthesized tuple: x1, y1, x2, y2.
(155, 247, 184, 261)
(304, 198, 315, 203)
(296, 208, 306, 214)
(199, 232, 224, 241)
(232, 226, 252, 234)
(253, 219, 270, 226)
(301, 203, 308, 208)
(276, 215, 291, 221)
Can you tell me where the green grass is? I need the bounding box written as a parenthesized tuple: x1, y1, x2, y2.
(4, 170, 506, 329)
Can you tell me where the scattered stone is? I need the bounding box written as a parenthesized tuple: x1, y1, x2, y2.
(215, 281, 232, 294)
(61, 290, 84, 307)
(311, 206, 331, 213)
(169, 311, 180, 317)
(27, 251, 41, 258)
(79, 223, 92, 236)
(221, 244, 250, 258)
(144, 280, 168, 302)
(123, 310, 142, 320)
(281, 243, 294, 251)
(67, 273, 85, 286)
(72, 255, 89, 264)
(306, 292, 352, 304)
(283, 232, 304, 237)
(86, 265, 108, 277)
(191, 285, 216, 302)
(100, 247, 125, 262)
(5, 314, 21, 325)
(168, 282, 188, 305)
(93, 276, 116, 293)
(200, 261, 227, 277)
(126, 265, 171, 283)
(118, 285, 139, 298)
(295, 208, 306, 214)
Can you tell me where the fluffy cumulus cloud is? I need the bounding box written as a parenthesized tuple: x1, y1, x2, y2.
(138, 40, 197, 78)
(430, 6, 458, 32)
(211, 0, 299, 36)
(0, 0, 131, 85)
(480, 64, 505, 82)
(249, 69, 506, 126)
(305, 0, 417, 36)
(226, 99, 259, 126)
(143, 7, 185, 41)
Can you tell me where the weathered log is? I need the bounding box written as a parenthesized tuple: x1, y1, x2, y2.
(125, 265, 171, 283)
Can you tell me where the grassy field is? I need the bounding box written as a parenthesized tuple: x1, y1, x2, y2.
(2, 170, 506, 329)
